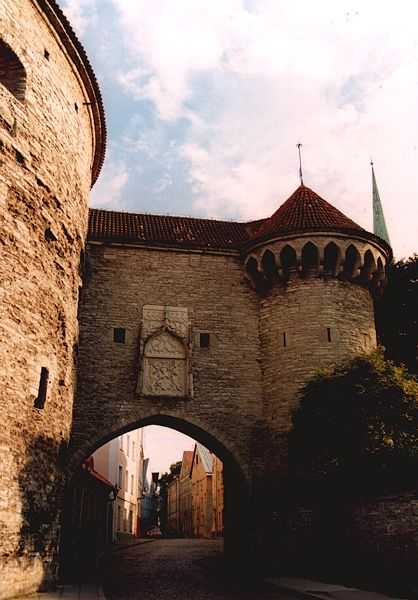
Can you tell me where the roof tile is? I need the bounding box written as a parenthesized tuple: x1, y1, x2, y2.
(252, 185, 364, 240)
(88, 208, 250, 250)
(87, 185, 389, 251)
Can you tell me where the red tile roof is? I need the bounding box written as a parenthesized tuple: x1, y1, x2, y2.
(252, 185, 364, 241)
(88, 208, 251, 250)
(83, 457, 115, 489)
(88, 185, 389, 251)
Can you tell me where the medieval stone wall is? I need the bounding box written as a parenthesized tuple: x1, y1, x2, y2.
(260, 277, 376, 432)
(0, 1, 96, 596)
(0, 0, 398, 595)
(276, 492, 418, 589)
(73, 243, 263, 563)
(73, 243, 380, 562)
(73, 244, 263, 479)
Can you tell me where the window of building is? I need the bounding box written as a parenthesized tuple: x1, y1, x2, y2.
(127, 435, 130, 457)
(282, 332, 287, 348)
(119, 437, 123, 450)
(44, 227, 58, 242)
(131, 474, 134, 495)
(113, 327, 126, 344)
(129, 510, 133, 533)
(34, 367, 49, 409)
(125, 469, 128, 491)
(132, 441, 135, 457)
(0, 40, 26, 101)
(199, 332, 210, 348)
(327, 327, 332, 343)
(118, 466, 123, 489)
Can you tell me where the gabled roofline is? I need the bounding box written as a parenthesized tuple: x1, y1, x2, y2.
(189, 444, 197, 479)
(179, 450, 194, 479)
(190, 443, 213, 477)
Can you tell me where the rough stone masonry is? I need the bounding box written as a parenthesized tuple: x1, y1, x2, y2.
(0, 1, 393, 599)
(0, 0, 105, 597)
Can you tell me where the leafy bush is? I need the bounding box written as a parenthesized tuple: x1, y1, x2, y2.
(376, 254, 418, 376)
(288, 351, 418, 495)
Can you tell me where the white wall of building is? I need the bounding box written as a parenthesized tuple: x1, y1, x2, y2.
(93, 429, 144, 539)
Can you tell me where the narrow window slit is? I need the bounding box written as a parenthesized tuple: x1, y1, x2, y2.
(113, 328, 126, 344)
(15, 149, 25, 165)
(45, 227, 58, 242)
(34, 367, 49, 409)
(199, 333, 210, 348)
(327, 327, 332, 343)
(283, 332, 287, 347)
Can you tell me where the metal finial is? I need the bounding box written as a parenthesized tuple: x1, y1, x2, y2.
(297, 143, 304, 186)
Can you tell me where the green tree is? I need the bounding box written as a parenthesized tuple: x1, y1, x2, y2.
(288, 351, 418, 495)
(376, 254, 418, 376)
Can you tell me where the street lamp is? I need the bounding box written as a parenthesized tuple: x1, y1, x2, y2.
(108, 486, 118, 502)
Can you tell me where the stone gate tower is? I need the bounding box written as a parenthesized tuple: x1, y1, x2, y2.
(0, 1, 394, 596)
(244, 185, 391, 462)
(0, 1, 105, 596)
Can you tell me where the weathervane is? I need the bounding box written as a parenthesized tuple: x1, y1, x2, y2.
(297, 143, 304, 186)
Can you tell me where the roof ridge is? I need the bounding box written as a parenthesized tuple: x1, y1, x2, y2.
(196, 443, 213, 473)
(251, 184, 365, 241)
(89, 207, 251, 226)
(87, 187, 391, 253)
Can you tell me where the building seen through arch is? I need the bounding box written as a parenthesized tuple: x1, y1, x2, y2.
(164, 444, 224, 539)
(1, 0, 405, 596)
(60, 425, 225, 580)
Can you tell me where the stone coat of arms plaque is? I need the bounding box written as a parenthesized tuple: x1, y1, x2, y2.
(138, 305, 192, 398)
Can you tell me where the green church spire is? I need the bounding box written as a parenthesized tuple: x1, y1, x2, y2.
(371, 161, 391, 246)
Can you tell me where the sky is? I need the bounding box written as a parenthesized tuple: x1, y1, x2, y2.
(142, 426, 195, 477)
(61, 0, 418, 261)
(61, 1, 418, 475)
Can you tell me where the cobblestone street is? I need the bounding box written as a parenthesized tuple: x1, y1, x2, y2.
(101, 539, 286, 600)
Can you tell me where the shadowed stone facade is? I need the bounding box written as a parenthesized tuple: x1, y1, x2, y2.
(0, 3, 395, 599)
(0, 1, 104, 597)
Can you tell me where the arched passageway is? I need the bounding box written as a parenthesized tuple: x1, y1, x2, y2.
(61, 415, 252, 582)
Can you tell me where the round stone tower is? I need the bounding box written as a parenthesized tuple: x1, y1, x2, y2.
(244, 185, 391, 436)
(0, 1, 105, 596)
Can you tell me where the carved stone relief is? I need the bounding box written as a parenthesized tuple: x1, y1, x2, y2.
(138, 306, 192, 398)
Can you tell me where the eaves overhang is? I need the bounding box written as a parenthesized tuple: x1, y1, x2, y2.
(87, 239, 241, 256)
(243, 226, 393, 261)
(35, 0, 106, 186)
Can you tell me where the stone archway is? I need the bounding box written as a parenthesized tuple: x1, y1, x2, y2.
(63, 414, 252, 574)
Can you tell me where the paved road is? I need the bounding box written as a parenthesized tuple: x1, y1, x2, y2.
(101, 538, 288, 600)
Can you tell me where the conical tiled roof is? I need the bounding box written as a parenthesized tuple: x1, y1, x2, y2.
(252, 185, 365, 241)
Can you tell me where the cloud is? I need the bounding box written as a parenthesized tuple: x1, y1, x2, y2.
(90, 159, 129, 209)
(61, 0, 97, 37)
(107, 0, 418, 258)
